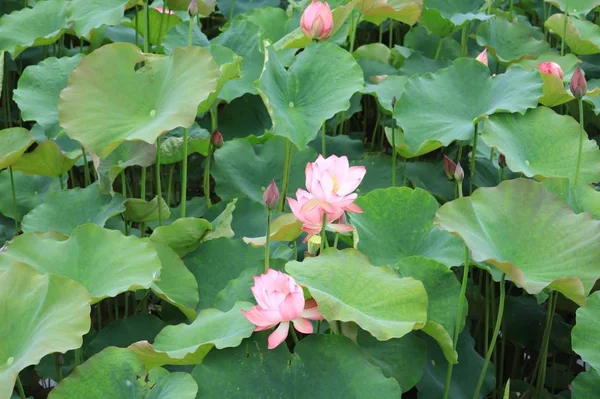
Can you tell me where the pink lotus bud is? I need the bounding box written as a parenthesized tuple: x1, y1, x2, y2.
(263, 180, 280, 210)
(210, 130, 223, 149)
(570, 67, 587, 98)
(538, 62, 564, 79)
(443, 154, 457, 180)
(454, 162, 464, 182)
(498, 154, 506, 168)
(188, 0, 199, 16)
(476, 49, 488, 66)
(242, 269, 323, 349)
(300, 1, 333, 41)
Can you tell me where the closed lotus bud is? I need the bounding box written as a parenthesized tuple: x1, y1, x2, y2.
(498, 154, 506, 168)
(570, 67, 587, 98)
(538, 62, 564, 79)
(476, 49, 488, 66)
(454, 162, 464, 182)
(188, 0, 199, 16)
(210, 130, 223, 149)
(300, 1, 333, 41)
(443, 154, 457, 180)
(263, 180, 280, 210)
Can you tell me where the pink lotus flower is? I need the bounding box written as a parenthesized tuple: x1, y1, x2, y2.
(300, 1, 333, 41)
(570, 66, 587, 98)
(242, 269, 323, 349)
(476, 49, 488, 66)
(287, 189, 354, 240)
(538, 62, 564, 79)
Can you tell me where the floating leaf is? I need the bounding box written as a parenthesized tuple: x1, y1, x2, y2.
(572, 291, 600, 370)
(286, 248, 428, 340)
(21, 184, 126, 234)
(128, 341, 201, 369)
(0, 263, 90, 399)
(11, 140, 81, 177)
(59, 43, 218, 157)
(0, 171, 63, 219)
(545, 0, 600, 15)
(150, 217, 212, 256)
(481, 107, 600, 184)
(0, 224, 162, 303)
(124, 196, 171, 223)
(67, 0, 129, 39)
(435, 179, 600, 306)
(394, 59, 542, 154)
(256, 41, 363, 150)
(545, 14, 600, 55)
(572, 368, 600, 398)
(359, 0, 423, 26)
(350, 187, 464, 268)
(0, 127, 34, 169)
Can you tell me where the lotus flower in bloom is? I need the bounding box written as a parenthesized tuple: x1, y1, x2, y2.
(476, 49, 488, 66)
(242, 269, 323, 349)
(538, 62, 564, 79)
(288, 189, 354, 239)
(300, 1, 333, 41)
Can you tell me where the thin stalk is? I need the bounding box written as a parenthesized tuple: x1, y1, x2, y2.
(388, 21, 394, 48)
(349, 11, 358, 53)
(485, 275, 490, 354)
(489, 147, 494, 162)
(279, 140, 293, 211)
(461, 23, 470, 57)
(442, 245, 470, 399)
(320, 213, 327, 253)
(457, 179, 463, 198)
(229, 0, 237, 21)
(290, 326, 299, 344)
(469, 123, 479, 194)
(114, 297, 119, 320)
(403, 158, 407, 186)
(204, 146, 213, 208)
(81, 146, 90, 186)
(265, 210, 271, 273)
(167, 164, 175, 207)
(536, 292, 558, 397)
(96, 303, 102, 329)
(378, 23, 383, 43)
(140, 167, 147, 237)
(59, 175, 65, 190)
(16, 376, 25, 399)
(434, 37, 443, 60)
(144, 0, 150, 53)
(135, 5, 139, 47)
(124, 292, 129, 318)
(333, 233, 339, 249)
(188, 15, 195, 46)
(391, 124, 397, 187)
(561, 5, 569, 56)
(509, 0, 514, 19)
(370, 112, 380, 152)
(499, 309, 507, 395)
(486, 0, 492, 14)
(574, 98, 584, 185)
(56, 353, 63, 382)
(9, 167, 19, 230)
(121, 170, 129, 235)
(322, 121, 327, 156)
(181, 127, 189, 216)
(156, 137, 163, 226)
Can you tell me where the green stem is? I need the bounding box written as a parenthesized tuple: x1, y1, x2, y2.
(143, 0, 150, 53)
(140, 167, 147, 237)
(81, 146, 90, 186)
(434, 37, 443, 60)
(181, 127, 189, 216)
(229, 0, 237, 20)
(561, 5, 569, 56)
(378, 23, 383, 43)
(16, 376, 25, 399)
(320, 213, 327, 254)
(59, 175, 65, 190)
(574, 98, 584, 186)
(8, 166, 19, 231)
(204, 147, 213, 208)
(124, 292, 129, 318)
(265, 210, 271, 273)
(473, 273, 507, 399)
(56, 353, 63, 382)
(290, 325, 299, 344)
(135, 5, 139, 47)
(114, 297, 119, 320)
(321, 121, 327, 156)
(333, 233, 339, 249)
(536, 291, 557, 397)
(188, 15, 195, 46)
(485, 275, 490, 354)
(156, 138, 163, 226)
(486, 0, 492, 14)
(370, 112, 380, 152)
(349, 11, 358, 53)
(279, 140, 293, 212)
(460, 23, 470, 57)
(96, 303, 102, 329)
(388, 21, 394, 48)
(121, 170, 129, 235)
(509, 0, 514, 19)
(391, 124, 397, 187)
(442, 245, 470, 399)
(469, 122, 479, 194)
(167, 164, 175, 207)
(403, 158, 407, 186)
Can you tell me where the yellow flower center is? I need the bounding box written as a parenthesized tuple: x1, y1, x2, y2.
(331, 176, 340, 194)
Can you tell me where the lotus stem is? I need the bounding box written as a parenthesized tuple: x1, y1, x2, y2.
(8, 166, 19, 231)
(509, 0, 514, 19)
(279, 140, 293, 211)
(469, 122, 479, 194)
(181, 127, 189, 217)
(388, 21, 394, 48)
(16, 375, 25, 399)
(403, 158, 407, 186)
(322, 121, 327, 157)
(574, 98, 584, 186)
(370, 112, 380, 152)
(81, 145, 90, 186)
(561, 4, 569, 56)
(434, 37, 443, 60)
(143, 0, 150, 53)
(265, 210, 271, 273)
(391, 124, 397, 187)
(320, 213, 327, 253)
(349, 11, 358, 53)
(461, 23, 470, 57)
(156, 138, 163, 226)
(59, 175, 64, 190)
(536, 291, 558, 397)
(188, 15, 195, 47)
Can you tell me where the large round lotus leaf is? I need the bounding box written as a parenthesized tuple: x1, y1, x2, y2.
(541, 178, 600, 219)
(359, 0, 422, 26)
(0, 0, 69, 57)
(67, 0, 128, 39)
(362, 75, 408, 115)
(21, 183, 126, 234)
(358, 331, 426, 393)
(350, 187, 464, 268)
(192, 334, 402, 397)
(11, 140, 81, 177)
(162, 22, 210, 55)
(123, 196, 171, 223)
(160, 124, 210, 164)
(286, 248, 428, 340)
(48, 347, 198, 399)
(0, 127, 34, 169)
(435, 179, 600, 306)
(477, 17, 551, 63)
(130, 8, 182, 46)
(419, 0, 493, 37)
(393, 59, 542, 155)
(93, 141, 156, 193)
(14, 55, 82, 130)
(403, 24, 462, 60)
(212, 136, 318, 204)
(545, 0, 600, 15)
(396, 256, 464, 364)
(0, 263, 90, 399)
(0, 170, 63, 219)
(58, 43, 218, 157)
(572, 368, 600, 398)
(572, 291, 600, 370)
(255, 41, 364, 150)
(152, 302, 254, 363)
(128, 341, 202, 369)
(384, 127, 440, 158)
(545, 14, 600, 55)
(0, 224, 162, 303)
(150, 217, 213, 257)
(481, 107, 600, 184)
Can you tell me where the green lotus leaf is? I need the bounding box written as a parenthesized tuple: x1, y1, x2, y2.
(309, 132, 365, 160)
(384, 127, 439, 158)
(162, 22, 210, 55)
(202, 198, 237, 242)
(218, 0, 278, 19)
(124, 196, 171, 222)
(394, 59, 542, 154)
(403, 24, 462, 59)
(212, 267, 262, 312)
(212, 136, 318, 204)
(0, 170, 63, 219)
(152, 301, 254, 364)
(150, 217, 212, 256)
(94, 140, 156, 193)
(396, 256, 463, 364)
(546, 14, 600, 55)
(419, 0, 492, 37)
(14, 55, 82, 130)
(242, 213, 302, 247)
(67, 0, 129, 39)
(350, 187, 464, 268)
(21, 183, 126, 234)
(572, 368, 600, 398)
(237, 6, 291, 44)
(286, 248, 428, 340)
(130, 7, 182, 46)
(545, 0, 600, 15)
(128, 341, 201, 370)
(198, 45, 242, 113)
(359, 0, 423, 26)
(160, 124, 210, 164)
(58, 43, 218, 157)
(0, 224, 162, 303)
(256, 41, 363, 149)
(11, 140, 81, 177)
(0, 127, 34, 169)
(0, 263, 90, 399)
(435, 179, 600, 306)
(0, 0, 69, 57)
(572, 291, 600, 370)
(48, 347, 198, 399)
(477, 17, 551, 63)
(362, 75, 408, 115)
(217, 94, 272, 139)
(481, 107, 600, 184)
(541, 178, 600, 219)
(192, 334, 402, 396)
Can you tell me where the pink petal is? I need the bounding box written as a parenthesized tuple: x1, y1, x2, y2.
(293, 317, 314, 334)
(268, 322, 290, 349)
(344, 202, 363, 214)
(279, 291, 305, 320)
(242, 306, 277, 329)
(329, 223, 354, 233)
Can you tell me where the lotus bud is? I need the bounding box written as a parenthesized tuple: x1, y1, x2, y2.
(210, 130, 223, 149)
(443, 154, 457, 180)
(263, 180, 280, 210)
(570, 67, 587, 99)
(300, 1, 333, 41)
(391, 96, 397, 108)
(538, 62, 564, 79)
(454, 162, 464, 182)
(307, 235, 321, 256)
(476, 49, 488, 66)
(498, 154, 506, 168)
(188, 0, 199, 17)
